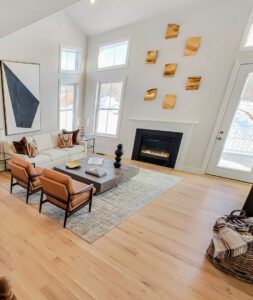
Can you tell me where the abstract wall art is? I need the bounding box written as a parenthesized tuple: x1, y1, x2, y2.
(186, 76, 202, 90)
(165, 24, 180, 39)
(145, 50, 158, 64)
(0, 61, 40, 135)
(184, 36, 202, 56)
(162, 94, 177, 110)
(144, 88, 158, 101)
(163, 64, 177, 77)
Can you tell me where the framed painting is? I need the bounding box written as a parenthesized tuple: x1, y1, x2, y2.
(0, 60, 41, 135)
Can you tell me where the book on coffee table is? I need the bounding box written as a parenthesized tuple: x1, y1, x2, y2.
(88, 157, 104, 166)
(85, 168, 107, 177)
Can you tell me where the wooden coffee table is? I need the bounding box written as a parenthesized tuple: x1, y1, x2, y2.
(54, 157, 139, 195)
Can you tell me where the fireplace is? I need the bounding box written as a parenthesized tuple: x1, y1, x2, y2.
(132, 129, 183, 168)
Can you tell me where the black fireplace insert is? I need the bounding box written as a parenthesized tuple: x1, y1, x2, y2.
(132, 129, 183, 168)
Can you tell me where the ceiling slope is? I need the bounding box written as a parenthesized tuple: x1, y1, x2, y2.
(65, 0, 201, 37)
(0, 0, 80, 38)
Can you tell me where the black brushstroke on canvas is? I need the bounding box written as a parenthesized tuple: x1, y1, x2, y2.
(3, 63, 39, 128)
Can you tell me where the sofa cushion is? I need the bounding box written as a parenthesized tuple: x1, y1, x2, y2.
(33, 133, 53, 152)
(40, 148, 69, 160)
(15, 153, 51, 165)
(51, 131, 61, 148)
(62, 145, 85, 155)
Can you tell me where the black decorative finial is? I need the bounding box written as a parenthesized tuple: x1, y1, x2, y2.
(114, 144, 123, 168)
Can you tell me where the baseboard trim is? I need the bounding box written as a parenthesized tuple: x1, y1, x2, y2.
(179, 165, 203, 174)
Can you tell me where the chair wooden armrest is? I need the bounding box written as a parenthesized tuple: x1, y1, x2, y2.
(30, 173, 42, 179)
(70, 184, 94, 196)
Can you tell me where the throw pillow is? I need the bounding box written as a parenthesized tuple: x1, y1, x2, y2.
(58, 133, 73, 148)
(13, 137, 29, 155)
(27, 139, 38, 158)
(62, 129, 79, 145)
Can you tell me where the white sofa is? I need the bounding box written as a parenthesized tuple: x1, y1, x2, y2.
(4, 132, 87, 168)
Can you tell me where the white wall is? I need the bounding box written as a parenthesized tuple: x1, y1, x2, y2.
(0, 11, 87, 139)
(84, 0, 253, 172)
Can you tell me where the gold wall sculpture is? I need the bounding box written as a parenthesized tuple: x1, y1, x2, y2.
(186, 76, 202, 90)
(144, 88, 158, 101)
(163, 64, 177, 77)
(184, 36, 202, 56)
(162, 94, 177, 109)
(145, 50, 158, 64)
(165, 24, 180, 39)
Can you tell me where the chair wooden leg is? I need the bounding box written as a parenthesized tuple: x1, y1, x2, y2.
(89, 190, 93, 213)
(89, 197, 92, 213)
(39, 191, 43, 213)
(63, 209, 68, 228)
(10, 174, 13, 194)
(26, 188, 30, 204)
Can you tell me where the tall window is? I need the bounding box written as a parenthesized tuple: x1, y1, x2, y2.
(59, 82, 78, 131)
(94, 81, 124, 137)
(60, 46, 83, 73)
(98, 40, 129, 70)
(240, 10, 253, 51)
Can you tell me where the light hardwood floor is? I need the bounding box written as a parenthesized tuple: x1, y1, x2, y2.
(0, 158, 252, 300)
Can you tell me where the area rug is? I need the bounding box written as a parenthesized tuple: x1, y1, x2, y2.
(3, 168, 181, 243)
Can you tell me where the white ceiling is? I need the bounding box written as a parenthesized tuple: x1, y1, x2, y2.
(0, 0, 80, 38)
(65, 0, 201, 37)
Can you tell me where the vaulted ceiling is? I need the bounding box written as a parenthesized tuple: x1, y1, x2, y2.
(0, 0, 80, 38)
(65, 0, 202, 36)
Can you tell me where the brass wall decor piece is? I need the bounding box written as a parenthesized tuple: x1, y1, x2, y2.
(145, 50, 158, 64)
(163, 64, 177, 77)
(186, 76, 202, 90)
(184, 36, 202, 56)
(165, 24, 180, 39)
(144, 88, 158, 101)
(162, 94, 177, 109)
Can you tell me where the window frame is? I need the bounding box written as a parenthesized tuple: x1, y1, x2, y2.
(93, 78, 126, 138)
(240, 9, 253, 52)
(58, 79, 79, 131)
(59, 45, 83, 74)
(97, 38, 131, 71)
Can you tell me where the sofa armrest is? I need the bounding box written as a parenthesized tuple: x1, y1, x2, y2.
(3, 141, 16, 156)
(77, 140, 88, 155)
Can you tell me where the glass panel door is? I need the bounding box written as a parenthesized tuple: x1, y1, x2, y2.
(207, 64, 253, 183)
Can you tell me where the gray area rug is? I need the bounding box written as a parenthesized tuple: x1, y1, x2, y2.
(3, 168, 181, 243)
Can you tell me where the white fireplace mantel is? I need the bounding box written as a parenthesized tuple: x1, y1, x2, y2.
(128, 117, 200, 125)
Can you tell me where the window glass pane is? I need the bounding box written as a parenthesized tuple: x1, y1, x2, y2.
(245, 23, 253, 48)
(109, 82, 123, 109)
(98, 47, 115, 69)
(98, 41, 128, 69)
(60, 110, 73, 131)
(95, 81, 124, 136)
(96, 110, 108, 135)
(115, 43, 128, 65)
(60, 85, 74, 109)
(106, 110, 119, 135)
(61, 49, 77, 71)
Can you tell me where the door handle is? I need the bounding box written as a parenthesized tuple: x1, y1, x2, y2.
(217, 137, 222, 141)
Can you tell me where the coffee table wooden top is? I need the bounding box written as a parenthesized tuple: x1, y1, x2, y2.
(54, 157, 139, 194)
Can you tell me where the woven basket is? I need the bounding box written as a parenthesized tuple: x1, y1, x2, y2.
(206, 240, 253, 283)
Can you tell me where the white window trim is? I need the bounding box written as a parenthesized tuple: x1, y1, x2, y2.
(240, 8, 253, 52)
(59, 44, 84, 74)
(58, 79, 79, 131)
(97, 38, 131, 71)
(93, 77, 127, 138)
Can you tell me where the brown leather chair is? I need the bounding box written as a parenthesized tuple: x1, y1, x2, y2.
(8, 157, 43, 204)
(39, 169, 94, 227)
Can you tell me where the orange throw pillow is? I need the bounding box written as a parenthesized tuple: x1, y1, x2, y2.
(58, 133, 73, 148)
